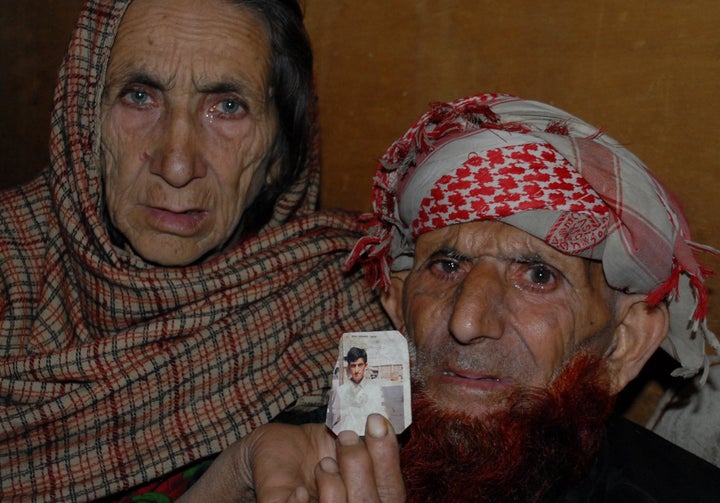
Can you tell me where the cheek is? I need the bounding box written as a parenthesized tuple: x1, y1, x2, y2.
(206, 123, 274, 212)
(207, 110, 275, 177)
(101, 125, 143, 225)
(102, 100, 159, 157)
(504, 295, 582, 382)
(404, 281, 454, 348)
(101, 129, 124, 221)
(101, 108, 149, 177)
(209, 159, 266, 238)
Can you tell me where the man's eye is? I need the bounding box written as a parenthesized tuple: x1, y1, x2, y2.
(431, 258, 460, 275)
(527, 264, 555, 286)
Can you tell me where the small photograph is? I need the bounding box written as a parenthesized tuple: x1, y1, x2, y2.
(326, 330, 411, 436)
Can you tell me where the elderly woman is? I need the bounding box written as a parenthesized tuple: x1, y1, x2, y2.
(0, 0, 389, 500)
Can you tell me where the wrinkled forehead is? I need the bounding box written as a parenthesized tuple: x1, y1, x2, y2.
(109, 0, 271, 76)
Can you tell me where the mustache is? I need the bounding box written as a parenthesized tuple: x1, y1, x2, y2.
(407, 337, 526, 385)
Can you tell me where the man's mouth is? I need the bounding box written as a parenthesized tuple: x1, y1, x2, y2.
(434, 368, 514, 393)
(442, 370, 502, 382)
(420, 369, 515, 417)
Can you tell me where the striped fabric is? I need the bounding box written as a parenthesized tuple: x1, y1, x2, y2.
(0, 1, 389, 501)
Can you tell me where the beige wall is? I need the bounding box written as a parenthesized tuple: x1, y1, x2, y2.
(1, 0, 718, 335)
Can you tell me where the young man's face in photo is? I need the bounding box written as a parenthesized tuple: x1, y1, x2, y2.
(348, 359, 367, 384)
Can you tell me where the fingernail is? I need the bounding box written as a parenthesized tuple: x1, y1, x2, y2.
(319, 457, 339, 474)
(337, 430, 360, 446)
(366, 414, 388, 438)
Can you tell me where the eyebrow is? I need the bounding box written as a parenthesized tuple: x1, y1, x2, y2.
(104, 70, 165, 95)
(432, 244, 551, 265)
(512, 252, 546, 264)
(431, 246, 472, 262)
(127, 72, 163, 89)
(197, 81, 243, 94)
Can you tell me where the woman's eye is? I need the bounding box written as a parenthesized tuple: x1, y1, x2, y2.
(206, 97, 248, 120)
(121, 89, 151, 107)
(129, 91, 148, 104)
(219, 99, 244, 115)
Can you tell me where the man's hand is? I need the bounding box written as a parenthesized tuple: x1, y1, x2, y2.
(308, 415, 406, 503)
(177, 414, 405, 502)
(177, 421, 335, 503)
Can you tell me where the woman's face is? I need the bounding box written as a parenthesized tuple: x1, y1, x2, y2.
(101, 0, 278, 266)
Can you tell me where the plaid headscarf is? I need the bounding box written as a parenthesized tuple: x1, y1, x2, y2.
(348, 93, 718, 380)
(0, 1, 389, 501)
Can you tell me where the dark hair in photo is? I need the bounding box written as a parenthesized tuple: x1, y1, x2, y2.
(345, 347, 368, 363)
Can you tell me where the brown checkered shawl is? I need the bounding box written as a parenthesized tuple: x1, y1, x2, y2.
(0, 1, 389, 501)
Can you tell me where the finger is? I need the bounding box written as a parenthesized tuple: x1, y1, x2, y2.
(364, 415, 406, 503)
(334, 430, 381, 502)
(284, 485, 311, 503)
(315, 457, 348, 503)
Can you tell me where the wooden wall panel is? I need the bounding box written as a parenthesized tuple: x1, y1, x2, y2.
(1, 0, 718, 335)
(0, 0, 82, 187)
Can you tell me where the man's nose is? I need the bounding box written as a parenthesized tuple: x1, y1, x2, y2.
(448, 262, 505, 344)
(151, 108, 207, 187)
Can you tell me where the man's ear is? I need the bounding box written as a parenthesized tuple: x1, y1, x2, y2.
(605, 296, 669, 394)
(380, 271, 409, 330)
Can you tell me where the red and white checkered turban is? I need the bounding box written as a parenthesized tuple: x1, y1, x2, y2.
(347, 93, 718, 378)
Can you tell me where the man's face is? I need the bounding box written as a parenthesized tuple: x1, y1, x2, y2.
(348, 358, 367, 384)
(402, 220, 619, 417)
(101, 0, 278, 265)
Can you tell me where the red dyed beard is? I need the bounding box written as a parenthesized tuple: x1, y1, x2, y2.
(400, 354, 615, 503)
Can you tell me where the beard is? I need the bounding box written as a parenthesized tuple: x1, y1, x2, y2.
(400, 354, 615, 503)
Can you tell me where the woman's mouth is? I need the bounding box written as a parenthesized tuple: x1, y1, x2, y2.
(144, 206, 209, 236)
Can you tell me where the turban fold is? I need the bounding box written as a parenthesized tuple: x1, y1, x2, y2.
(347, 93, 718, 379)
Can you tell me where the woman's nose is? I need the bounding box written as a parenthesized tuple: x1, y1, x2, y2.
(151, 108, 207, 187)
(448, 261, 505, 344)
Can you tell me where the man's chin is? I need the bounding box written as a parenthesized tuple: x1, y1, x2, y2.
(401, 354, 616, 503)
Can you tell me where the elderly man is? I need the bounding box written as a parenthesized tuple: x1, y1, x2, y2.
(0, 0, 389, 501)
(186, 94, 720, 502)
